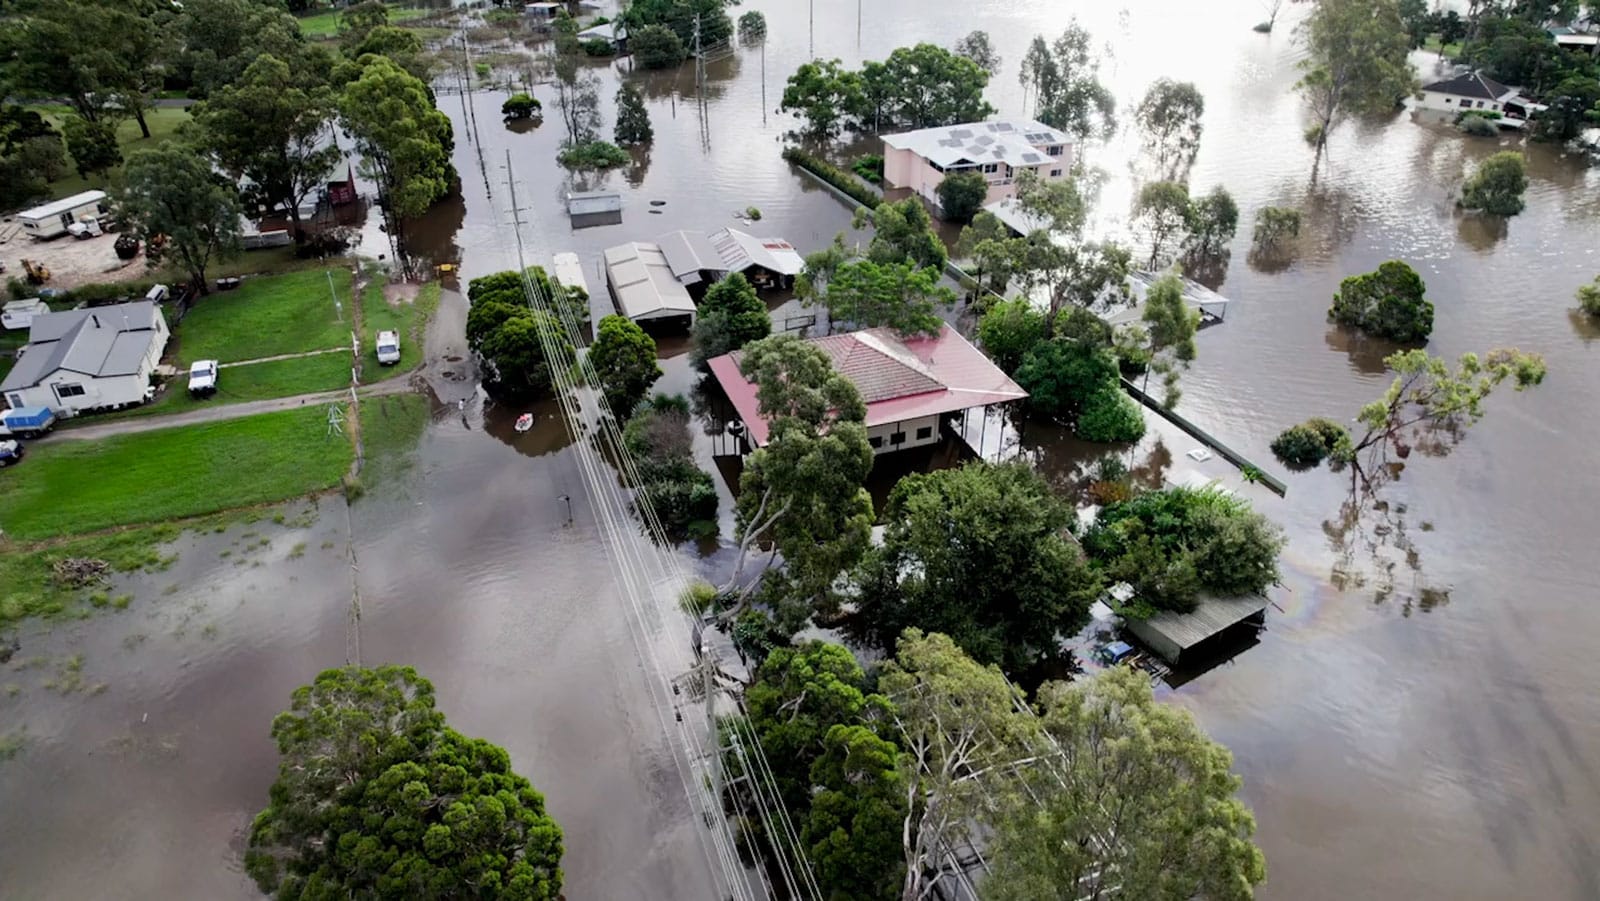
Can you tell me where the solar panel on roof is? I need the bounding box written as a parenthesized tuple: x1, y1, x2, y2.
(938, 138, 961, 147)
(974, 135, 994, 146)
(950, 128, 973, 138)
(993, 122, 1014, 131)
(1022, 152, 1042, 163)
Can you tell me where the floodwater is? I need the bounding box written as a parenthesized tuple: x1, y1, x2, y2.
(5, 0, 1600, 898)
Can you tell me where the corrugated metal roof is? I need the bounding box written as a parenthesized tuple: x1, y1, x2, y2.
(882, 119, 1071, 169)
(1127, 595, 1270, 653)
(0, 301, 163, 392)
(657, 230, 722, 280)
(602, 242, 697, 322)
(709, 325, 1028, 446)
(709, 227, 805, 277)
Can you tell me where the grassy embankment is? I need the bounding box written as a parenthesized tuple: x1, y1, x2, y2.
(358, 393, 430, 487)
(295, 4, 429, 38)
(34, 107, 192, 201)
(361, 280, 441, 381)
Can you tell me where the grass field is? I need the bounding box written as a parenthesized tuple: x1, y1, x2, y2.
(77, 352, 355, 425)
(0, 406, 353, 540)
(0, 520, 185, 627)
(177, 269, 354, 363)
(296, 4, 429, 37)
(359, 393, 429, 486)
(37, 107, 192, 201)
(362, 280, 441, 381)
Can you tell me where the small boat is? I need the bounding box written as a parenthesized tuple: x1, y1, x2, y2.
(515, 413, 534, 433)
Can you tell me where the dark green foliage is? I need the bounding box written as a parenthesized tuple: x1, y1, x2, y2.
(613, 83, 652, 146)
(245, 666, 563, 900)
(622, 400, 717, 538)
(800, 725, 907, 901)
(466, 270, 573, 402)
(62, 117, 120, 178)
(1015, 339, 1141, 442)
(854, 462, 1104, 671)
(1184, 185, 1239, 258)
(1271, 417, 1351, 467)
(1457, 113, 1500, 137)
(1460, 151, 1527, 217)
(589, 315, 661, 418)
(860, 197, 947, 271)
(624, 0, 733, 47)
(782, 147, 881, 210)
(556, 140, 630, 169)
(691, 273, 771, 368)
(1328, 260, 1433, 342)
(1579, 277, 1600, 318)
(1019, 24, 1117, 140)
(502, 93, 542, 120)
(582, 38, 616, 57)
(629, 24, 688, 69)
(1084, 487, 1284, 614)
(977, 297, 1047, 374)
(0, 105, 58, 155)
(119, 144, 243, 294)
(339, 56, 454, 220)
(1533, 76, 1600, 143)
(1076, 386, 1146, 443)
(737, 11, 767, 41)
(820, 260, 953, 337)
(852, 154, 884, 184)
(936, 171, 989, 224)
(1251, 206, 1301, 255)
(466, 268, 587, 343)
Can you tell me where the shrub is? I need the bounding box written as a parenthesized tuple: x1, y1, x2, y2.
(745, 206, 761, 221)
(624, 401, 718, 539)
(1270, 417, 1350, 467)
(936, 171, 988, 223)
(1076, 386, 1146, 443)
(1578, 277, 1600, 318)
(582, 38, 615, 57)
(631, 24, 686, 69)
(852, 154, 884, 184)
(502, 93, 542, 120)
(1251, 206, 1301, 255)
(782, 146, 880, 210)
(557, 140, 630, 169)
(1460, 151, 1527, 217)
(1457, 115, 1499, 137)
(1328, 260, 1433, 343)
(737, 10, 767, 40)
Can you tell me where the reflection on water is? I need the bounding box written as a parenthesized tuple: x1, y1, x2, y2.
(4, 0, 1600, 897)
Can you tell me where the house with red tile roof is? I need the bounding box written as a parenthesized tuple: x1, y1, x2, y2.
(706, 324, 1027, 456)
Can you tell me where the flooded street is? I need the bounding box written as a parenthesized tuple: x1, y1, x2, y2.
(4, 0, 1600, 898)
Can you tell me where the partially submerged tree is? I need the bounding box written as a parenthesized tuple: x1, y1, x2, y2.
(1460, 151, 1527, 217)
(780, 59, 862, 138)
(588, 314, 662, 418)
(986, 666, 1266, 901)
(1134, 79, 1206, 178)
(1019, 21, 1117, 141)
(629, 23, 687, 69)
(1140, 272, 1201, 408)
(1251, 206, 1302, 256)
(1578, 276, 1600, 318)
(953, 30, 1001, 73)
(876, 43, 995, 129)
(1184, 185, 1239, 259)
(118, 144, 242, 295)
(818, 260, 953, 337)
(1295, 0, 1416, 171)
(977, 297, 1048, 374)
(502, 93, 542, 120)
(552, 56, 602, 146)
(854, 462, 1103, 671)
(1328, 260, 1434, 343)
(245, 666, 563, 900)
(935, 170, 988, 223)
(614, 83, 653, 146)
(1133, 181, 1192, 270)
(193, 53, 340, 234)
(690, 273, 772, 369)
(339, 56, 454, 223)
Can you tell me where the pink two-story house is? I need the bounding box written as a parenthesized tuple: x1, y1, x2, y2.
(881, 119, 1075, 211)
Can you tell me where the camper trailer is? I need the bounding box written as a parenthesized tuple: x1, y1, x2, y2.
(18, 190, 108, 239)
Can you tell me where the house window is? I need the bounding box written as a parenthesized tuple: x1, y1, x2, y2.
(915, 426, 933, 441)
(982, 163, 998, 174)
(1050, 168, 1063, 177)
(1047, 145, 1064, 156)
(889, 432, 906, 446)
(6, 393, 22, 408)
(869, 436, 883, 449)
(1476, 100, 1486, 108)
(55, 383, 86, 398)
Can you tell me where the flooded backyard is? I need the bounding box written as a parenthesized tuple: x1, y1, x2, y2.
(4, 0, 1600, 898)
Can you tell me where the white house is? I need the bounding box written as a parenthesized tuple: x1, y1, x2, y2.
(17, 190, 108, 239)
(881, 120, 1074, 211)
(1418, 71, 1544, 127)
(1, 301, 169, 414)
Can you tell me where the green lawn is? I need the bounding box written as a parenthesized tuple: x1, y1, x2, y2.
(296, 4, 429, 37)
(37, 107, 192, 201)
(177, 269, 354, 363)
(74, 352, 355, 425)
(1421, 36, 1464, 58)
(359, 393, 429, 486)
(0, 520, 184, 627)
(0, 406, 353, 540)
(362, 280, 441, 381)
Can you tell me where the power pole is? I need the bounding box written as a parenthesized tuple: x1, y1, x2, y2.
(809, 0, 814, 59)
(692, 13, 704, 89)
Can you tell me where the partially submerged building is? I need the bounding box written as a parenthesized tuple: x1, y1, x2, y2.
(656, 227, 805, 290)
(707, 324, 1027, 457)
(602, 242, 698, 329)
(881, 119, 1073, 210)
(1124, 595, 1271, 665)
(1417, 71, 1545, 128)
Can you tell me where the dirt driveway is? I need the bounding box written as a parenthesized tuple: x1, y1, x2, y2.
(0, 229, 150, 292)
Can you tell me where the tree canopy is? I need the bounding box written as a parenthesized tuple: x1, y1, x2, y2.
(936, 171, 988, 223)
(780, 44, 996, 136)
(1328, 260, 1434, 343)
(118, 143, 242, 295)
(854, 462, 1103, 671)
(691, 273, 772, 368)
(1135, 79, 1206, 178)
(1295, 0, 1416, 168)
(339, 55, 455, 221)
(1019, 21, 1117, 141)
(588, 315, 661, 418)
(1185, 185, 1239, 259)
(466, 270, 574, 402)
(1140, 273, 1201, 408)
(613, 83, 653, 146)
(1133, 181, 1192, 269)
(1460, 151, 1528, 217)
(818, 260, 953, 337)
(977, 297, 1048, 374)
(986, 666, 1266, 901)
(245, 666, 563, 900)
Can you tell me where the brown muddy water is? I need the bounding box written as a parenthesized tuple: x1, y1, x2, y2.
(5, 0, 1600, 898)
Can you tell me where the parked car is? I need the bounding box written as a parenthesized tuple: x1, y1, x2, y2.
(375, 330, 401, 365)
(188, 360, 219, 397)
(0, 405, 57, 438)
(0, 439, 21, 467)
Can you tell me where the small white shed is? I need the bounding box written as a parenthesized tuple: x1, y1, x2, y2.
(2, 299, 49, 331)
(18, 190, 108, 239)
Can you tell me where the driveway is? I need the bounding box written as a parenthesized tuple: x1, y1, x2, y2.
(53, 378, 419, 441)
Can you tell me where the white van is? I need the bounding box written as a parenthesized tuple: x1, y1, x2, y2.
(188, 360, 219, 396)
(375, 330, 401, 365)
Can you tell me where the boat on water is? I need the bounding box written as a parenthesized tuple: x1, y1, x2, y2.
(515, 413, 534, 433)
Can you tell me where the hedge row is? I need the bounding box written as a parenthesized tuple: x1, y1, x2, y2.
(782, 147, 881, 210)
